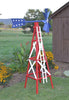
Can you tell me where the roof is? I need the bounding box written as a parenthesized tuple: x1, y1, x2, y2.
(51, 2, 69, 18)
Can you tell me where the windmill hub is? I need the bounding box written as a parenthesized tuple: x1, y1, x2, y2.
(46, 19, 48, 23)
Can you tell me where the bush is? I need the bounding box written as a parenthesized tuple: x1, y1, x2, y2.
(12, 43, 29, 73)
(0, 62, 12, 86)
(45, 51, 59, 69)
(22, 30, 32, 34)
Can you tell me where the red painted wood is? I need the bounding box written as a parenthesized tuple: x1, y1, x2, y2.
(24, 22, 54, 94)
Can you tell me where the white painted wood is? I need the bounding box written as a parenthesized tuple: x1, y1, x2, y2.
(28, 26, 51, 83)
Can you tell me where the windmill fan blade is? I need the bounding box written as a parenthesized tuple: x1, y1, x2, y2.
(45, 9, 48, 14)
(11, 19, 26, 28)
(49, 23, 51, 29)
(42, 8, 51, 33)
(47, 11, 50, 19)
(43, 23, 50, 33)
(43, 9, 48, 20)
(43, 9, 50, 20)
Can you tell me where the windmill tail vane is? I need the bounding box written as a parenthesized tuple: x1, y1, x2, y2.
(11, 9, 51, 33)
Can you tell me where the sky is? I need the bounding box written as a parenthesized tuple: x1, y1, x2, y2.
(0, 0, 69, 19)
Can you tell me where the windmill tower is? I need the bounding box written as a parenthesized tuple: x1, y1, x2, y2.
(11, 9, 54, 94)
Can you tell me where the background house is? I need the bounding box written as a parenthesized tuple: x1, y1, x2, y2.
(51, 2, 69, 62)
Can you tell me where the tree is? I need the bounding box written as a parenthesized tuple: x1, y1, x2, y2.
(22, 9, 44, 32)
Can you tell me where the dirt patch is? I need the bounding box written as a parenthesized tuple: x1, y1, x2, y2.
(0, 61, 69, 89)
(7, 72, 26, 87)
(8, 61, 69, 86)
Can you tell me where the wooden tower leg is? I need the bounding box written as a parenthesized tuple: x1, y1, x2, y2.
(49, 76, 54, 88)
(38, 65, 41, 83)
(36, 24, 39, 94)
(36, 61, 38, 94)
(46, 61, 54, 88)
(24, 26, 36, 88)
(24, 62, 30, 88)
(43, 48, 54, 88)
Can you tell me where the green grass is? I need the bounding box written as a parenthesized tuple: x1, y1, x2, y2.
(0, 30, 52, 63)
(0, 30, 69, 100)
(0, 77, 69, 100)
(0, 30, 32, 62)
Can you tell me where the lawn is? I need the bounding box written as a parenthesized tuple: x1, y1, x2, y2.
(0, 30, 69, 100)
(0, 77, 69, 100)
(0, 30, 52, 64)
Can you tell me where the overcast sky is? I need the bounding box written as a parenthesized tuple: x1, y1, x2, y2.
(0, 0, 68, 19)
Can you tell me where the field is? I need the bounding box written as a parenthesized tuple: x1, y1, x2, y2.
(0, 30, 52, 64)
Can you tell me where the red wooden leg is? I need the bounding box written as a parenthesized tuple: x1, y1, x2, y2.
(38, 65, 41, 83)
(36, 61, 39, 94)
(36, 79, 38, 94)
(24, 75, 28, 88)
(43, 45, 54, 89)
(49, 76, 54, 89)
(24, 62, 30, 88)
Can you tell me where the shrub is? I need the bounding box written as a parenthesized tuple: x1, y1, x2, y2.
(0, 62, 12, 85)
(12, 43, 29, 73)
(45, 51, 59, 69)
(45, 51, 54, 61)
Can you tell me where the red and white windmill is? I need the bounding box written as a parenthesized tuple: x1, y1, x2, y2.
(11, 9, 54, 94)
